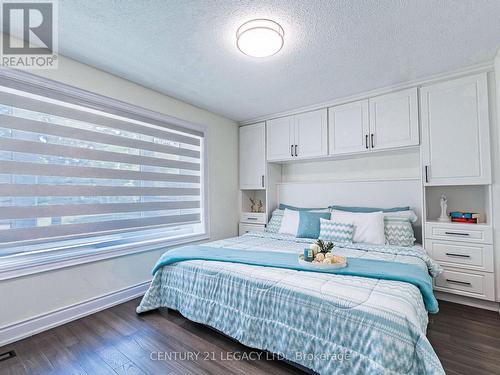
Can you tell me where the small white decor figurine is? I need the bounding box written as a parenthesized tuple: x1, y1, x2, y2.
(438, 194, 451, 222)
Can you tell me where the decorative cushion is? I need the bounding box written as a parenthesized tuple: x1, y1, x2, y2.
(279, 209, 301, 236)
(384, 217, 416, 247)
(330, 210, 385, 245)
(329, 205, 410, 213)
(265, 209, 284, 233)
(382, 210, 418, 223)
(279, 203, 329, 212)
(318, 218, 354, 243)
(296, 211, 331, 239)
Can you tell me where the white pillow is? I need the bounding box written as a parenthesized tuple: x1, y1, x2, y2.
(383, 210, 418, 223)
(330, 210, 385, 244)
(278, 209, 300, 236)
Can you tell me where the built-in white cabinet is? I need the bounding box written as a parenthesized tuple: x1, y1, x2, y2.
(368, 88, 419, 150)
(294, 109, 328, 159)
(239, 122, 266, 189)
(267, 109, 327, 161)
(266, 116, 294, 161)
(328, 88, 418, 156)
(425, 221, 495, 301)
(421, 73, 491, 185)
(328, 100, 369, 155)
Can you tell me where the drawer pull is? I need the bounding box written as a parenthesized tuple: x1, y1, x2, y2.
(245, 217, 258, 220)
(445, 253, 471, 258)
(444, 231, 470, 236)
(446, 279, 472, 286)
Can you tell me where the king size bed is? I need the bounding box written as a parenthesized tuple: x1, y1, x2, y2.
(137, 231, 445, 374)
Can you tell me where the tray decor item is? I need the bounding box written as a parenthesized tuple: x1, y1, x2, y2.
(300, 240, 347, 268)
(298, 253, 347, 269)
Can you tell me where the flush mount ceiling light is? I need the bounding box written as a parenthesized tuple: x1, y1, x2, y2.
(236, 19, 284, 57)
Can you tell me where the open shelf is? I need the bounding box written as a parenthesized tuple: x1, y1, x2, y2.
(240, 189, 267, 215)
(425, 185, 491, 225)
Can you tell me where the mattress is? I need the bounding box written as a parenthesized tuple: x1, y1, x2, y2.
(137, 232, 444, 374)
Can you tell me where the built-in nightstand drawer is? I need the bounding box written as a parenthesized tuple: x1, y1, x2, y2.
(425, 239, 494, 272)
(425, 222, 493, 244)
(239, 222, 266, 236)
(240, 212, 267, 224)
(434, 267, 495, 301)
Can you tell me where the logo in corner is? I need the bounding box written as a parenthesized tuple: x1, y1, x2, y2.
(1, 0, 58, 69)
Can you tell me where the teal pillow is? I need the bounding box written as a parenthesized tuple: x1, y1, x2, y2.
(279, 203, 328, 211)
(330, 205, 410, 213)
(296, 211, 331, 239)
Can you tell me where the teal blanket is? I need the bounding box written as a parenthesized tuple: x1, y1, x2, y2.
(152, 245, 438, 313)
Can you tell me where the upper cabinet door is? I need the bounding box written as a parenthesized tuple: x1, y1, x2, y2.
(295, 109, 328, 159)
(267, 116, 294, 161)
(239, 123, 266, 189)
(421, 74, 491, 186)
(369, 88, 419, 150)
(328, 100, 369, 155)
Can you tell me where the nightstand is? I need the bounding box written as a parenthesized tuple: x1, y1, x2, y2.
(425, 221, 495, 301)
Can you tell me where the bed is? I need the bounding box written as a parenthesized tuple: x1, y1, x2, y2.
(137, 231, 445, 374)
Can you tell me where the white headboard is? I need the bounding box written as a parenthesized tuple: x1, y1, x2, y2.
(277, 178, 423, 242)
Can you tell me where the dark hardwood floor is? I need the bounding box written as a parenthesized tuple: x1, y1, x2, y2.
(1, 299, 499, 375)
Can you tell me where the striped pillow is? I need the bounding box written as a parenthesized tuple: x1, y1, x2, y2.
(318, 218, 354, 243)
(265, 209, 284, 233)
(384, 216, 416, 247)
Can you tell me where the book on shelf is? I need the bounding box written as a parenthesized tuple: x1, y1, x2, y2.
(450, 217, 478, 224)
(449, 211, 481, 220)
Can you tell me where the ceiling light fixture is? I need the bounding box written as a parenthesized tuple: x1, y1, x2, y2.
(236, 19, 284, 58)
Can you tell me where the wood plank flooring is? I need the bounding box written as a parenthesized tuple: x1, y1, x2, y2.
(1, 299, 499, 375)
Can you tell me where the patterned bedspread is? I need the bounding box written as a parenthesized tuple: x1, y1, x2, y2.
(137, 232, 444, 374)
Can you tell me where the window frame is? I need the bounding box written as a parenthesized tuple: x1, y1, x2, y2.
(0, 68, 210, 281)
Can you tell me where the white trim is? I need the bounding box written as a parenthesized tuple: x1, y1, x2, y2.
(0, 281, 150, 347)
(435, 291, 500, 313)
(239, 61, 494, 125)
(0, 233, 209, 281)
(277, 177, 420, 186)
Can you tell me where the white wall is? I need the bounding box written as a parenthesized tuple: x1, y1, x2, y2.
(281, 149, 420, 183)
(0, 56, 239, 328)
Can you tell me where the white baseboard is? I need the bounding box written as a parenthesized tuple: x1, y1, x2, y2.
(0, 280, 150, 347)
(435, 291, 500, 313)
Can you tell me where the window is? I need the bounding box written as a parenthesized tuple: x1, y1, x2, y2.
(0, 72, 207, 270)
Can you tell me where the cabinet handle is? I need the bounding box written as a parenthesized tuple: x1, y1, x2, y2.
(444, 232, 470, 236)
(290, 145, 293, 157)
(424, 166, 429, 183)
(365, 135, 369, 149)
(295, 144, 298, 157)
(446, 279, 471, 286)
(445, 253, 471, 258)
(261, 175, 264, 188)
(246, 217, 258, 221)
(370, 134, 374, 148)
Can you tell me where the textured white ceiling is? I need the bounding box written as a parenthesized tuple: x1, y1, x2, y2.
(58, 0, 500, 122)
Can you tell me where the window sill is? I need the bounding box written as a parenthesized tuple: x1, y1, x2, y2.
(0, 233, 209, 281)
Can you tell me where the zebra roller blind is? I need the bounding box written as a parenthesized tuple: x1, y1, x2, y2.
(0, 84, 205, 251)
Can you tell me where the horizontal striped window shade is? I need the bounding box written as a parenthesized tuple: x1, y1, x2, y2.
(0, 84, 206, 255)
